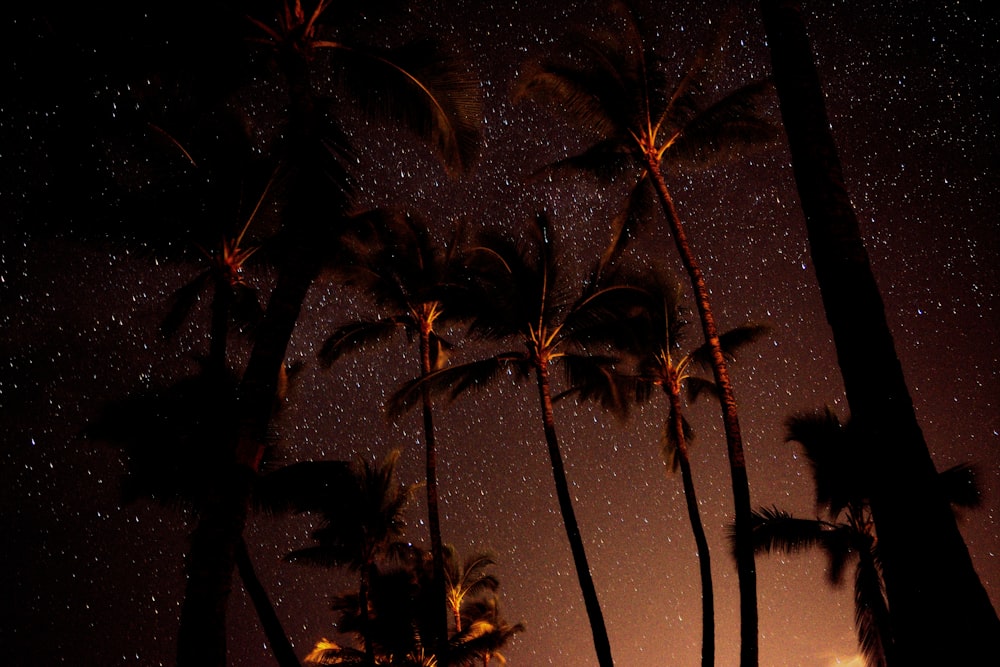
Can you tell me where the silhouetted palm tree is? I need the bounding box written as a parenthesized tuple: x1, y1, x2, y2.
(85, 368, 302, 667)
(757, 1, 1000, 662)
(177, 4, 482, 664)
(611, 270, 767, 667)
(392, 213, 646, 667)
(749, 407, 983, 667)
(516, 6, 775, 662)
(284, 449, 419, 666)
(319, 209, 468, 656)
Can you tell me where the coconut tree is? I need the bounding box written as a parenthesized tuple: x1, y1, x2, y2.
(391, 212, 646, 667)
(441, 545, 499, 634)
(84, 367, 302, 667)
(605, 269, 767, 667)
(177, 3, 482, 664)
(757, 1, 1000, 662)
(451, 595, 525, 667)
(749, 407, 984, 667)
(284, 449, 419, 666)
(319, 209, 468, 657)
(515, 5, 776, 662)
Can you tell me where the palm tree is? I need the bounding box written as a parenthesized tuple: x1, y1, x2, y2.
(284, 449, 419, 666)
(516, 6, 776, 662)
(611, 270, 767, 667)
(757, 1, 1000, 662)
(749, 407, 984, 667)
(392, 213, 646, 667)
(441, 545, 499, 634)
(177, 4, 482, 664)
(319, 209, 468, 657)
(85, 368, 302, 667)
(451, 595, 525, 667)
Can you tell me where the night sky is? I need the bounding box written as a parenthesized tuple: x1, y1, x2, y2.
(2, 1, 998, 666)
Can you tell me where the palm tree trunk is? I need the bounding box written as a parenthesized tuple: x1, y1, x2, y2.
(758, 2, 1000, 663)
(360, 563, 377, 667)
(534, 357, 614, 667)
(665, 388, 715, 667)
(644, 155, 758, 667)
(420, 323, 451, 661)
(235, 535, 303, 667)
(177, 471, 252, 667)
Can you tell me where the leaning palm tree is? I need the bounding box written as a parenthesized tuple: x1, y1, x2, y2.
(319, 209, 468, 657)
(749, 407, 983, 667)
(177, 4, 482, 665)
(392, 213, 645, 667)
(610, 270, 767, 667)
(515, 5, 776, 663)
(757, 2, 1000, 662)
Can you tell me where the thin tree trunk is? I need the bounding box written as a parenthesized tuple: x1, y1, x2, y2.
(235, 535, 303, 667)
(534, 358, 614, 667)
(665, 386, 715, 667)
(759, 1, 1000, 663)
(177, 471, 251, 667)
(644, 155, 758, 667)
(420, 322, 451, 662)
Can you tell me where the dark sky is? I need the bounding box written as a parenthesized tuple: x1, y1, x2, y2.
(2, 1, 998, 666)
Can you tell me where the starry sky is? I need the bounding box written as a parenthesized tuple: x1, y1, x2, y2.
(2, 1, 998, 666)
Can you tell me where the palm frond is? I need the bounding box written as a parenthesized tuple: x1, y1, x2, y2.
(747, 506, 834, 556)
(663, 79, 778, 169)
(689, 324, 770, 369)
(785, 406, 864, 516)
(684, 375, 719, 404)
(387, 354, 529, 418)
(854, 553, 891, 667)
(159, 270, 211, 338)
(318, 318, 412, 367)
(325, 39, 482, 174)
(557, 353, 630, 419)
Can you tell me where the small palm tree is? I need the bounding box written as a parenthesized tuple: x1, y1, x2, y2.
(284, 449, 419, 666)
(749, 407, 983, 667)
(392, 213, 646, 667)
(516, 6, 776, 662)
(441, 545, 500, 634)
(451, 595, 525, 667)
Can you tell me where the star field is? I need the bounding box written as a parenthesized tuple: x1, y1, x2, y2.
(2, 1, 997, 666)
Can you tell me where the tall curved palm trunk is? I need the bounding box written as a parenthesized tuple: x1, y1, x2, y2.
(418, 315, 451, 660)
(758, 0, 1000, 663)
(663, 379, 714, 667)
(534, 354, 614, 667)
(644, 157, 756, 666)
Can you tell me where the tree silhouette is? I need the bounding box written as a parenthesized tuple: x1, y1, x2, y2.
(757, 1, 1000, 662)
(175, 4, 482, 664)
(609, 269, 767, 667)
(319, 209, 469, 657)
(749, 407, 984, 667)
(391, 213, 646, 667)
(516, 5, 776, 662)
(283, 449, 418, 666)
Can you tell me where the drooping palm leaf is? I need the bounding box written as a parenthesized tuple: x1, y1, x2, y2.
(318, 317, 413, 367)
(853, 551, 891, 667)
(748, 506, 835, 556)
(388, 354, 531, 418)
